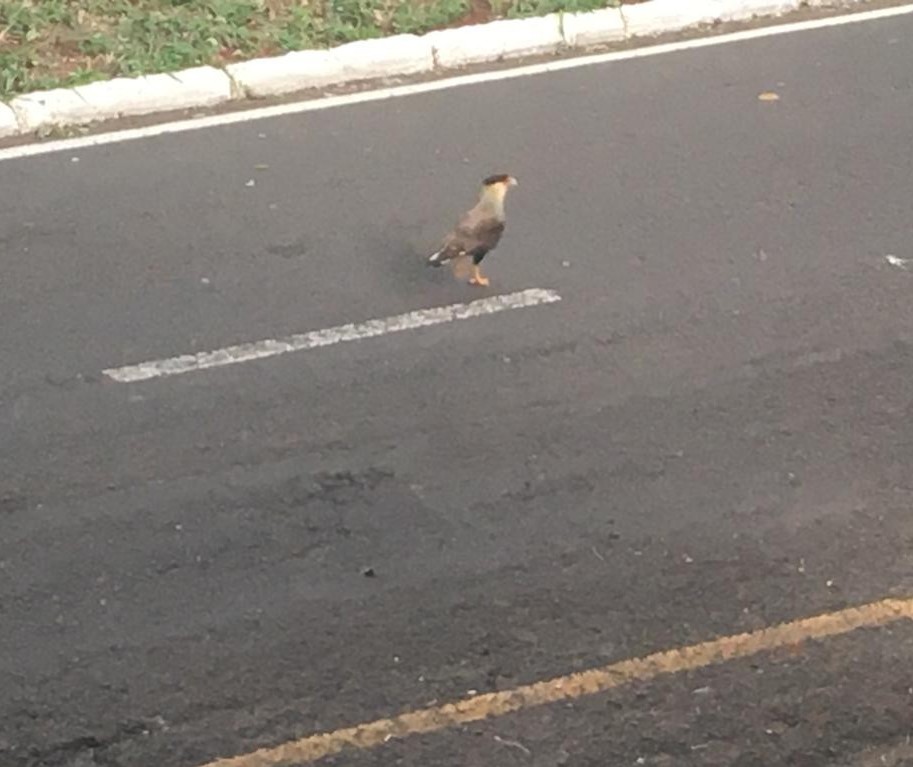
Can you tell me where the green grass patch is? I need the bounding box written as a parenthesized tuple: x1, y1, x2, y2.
(0, 0, 623, 100)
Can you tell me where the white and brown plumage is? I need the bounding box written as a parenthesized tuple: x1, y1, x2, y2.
(427, 173, 518, 286)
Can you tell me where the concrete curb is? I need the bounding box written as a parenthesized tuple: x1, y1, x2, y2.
(9, 67, 233, 134)
(226, 34, 435, 98)
(0, 0, 870, 137)
(562, 7, 627, 48)
(426, 14, 564, 69)
(0, 103, 20, 138)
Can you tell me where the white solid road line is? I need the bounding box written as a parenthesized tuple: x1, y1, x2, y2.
(102, 288, 562, 383)
(2, 3, 912, 164)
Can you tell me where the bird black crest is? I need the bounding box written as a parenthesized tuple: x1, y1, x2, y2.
(483, 173, 512, 186)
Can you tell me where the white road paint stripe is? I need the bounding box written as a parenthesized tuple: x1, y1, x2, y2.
(885, 254, 911, 269)
(2, 4, 912, 164)
(103, 288, 561, 383)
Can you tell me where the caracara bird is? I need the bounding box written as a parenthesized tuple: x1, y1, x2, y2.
(427, 173, 518, 286)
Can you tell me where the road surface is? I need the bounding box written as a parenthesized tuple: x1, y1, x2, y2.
(1, 9, 912, 767)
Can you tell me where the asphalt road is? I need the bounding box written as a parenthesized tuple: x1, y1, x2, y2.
(2, 10, 913, 767)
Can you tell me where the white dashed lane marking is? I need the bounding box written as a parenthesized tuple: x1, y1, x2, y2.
(102, 288, 562, 383)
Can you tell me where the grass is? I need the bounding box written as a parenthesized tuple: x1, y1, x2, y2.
(0, 0, 624, 100)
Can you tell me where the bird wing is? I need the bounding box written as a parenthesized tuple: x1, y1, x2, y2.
(439, 207, 505, 259)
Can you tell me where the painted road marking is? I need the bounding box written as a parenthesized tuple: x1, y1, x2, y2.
(103, 288, 561, 383)
(2, 4, 912, 163)
(198, 596, 913, 767)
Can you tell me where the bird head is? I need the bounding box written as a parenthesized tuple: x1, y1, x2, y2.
(480, 174, 518, 206)
(483, 173, 518, 189)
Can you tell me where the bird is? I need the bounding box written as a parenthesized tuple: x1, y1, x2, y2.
(427, 173, 518, 287)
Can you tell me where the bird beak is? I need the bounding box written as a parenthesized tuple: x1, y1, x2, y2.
(509, 176, 518, 187)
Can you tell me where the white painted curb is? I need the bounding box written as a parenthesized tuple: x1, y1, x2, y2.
(10, 67, 233, 133)
(336, 34, 436, 81)
(717, 0, 803, 22)
(621, 0, 803, 36)
(426, 14, 564, 68)
(228, 34, 434, 97)
(621, 0, 718, 35)
(11, 88, 99, 134)
(562, 8, 626, 48)
(77, 66, 232, 115)
(228, 50, 351, 98)
(0, 0, 875, 138)
(0, 103, 20, 138)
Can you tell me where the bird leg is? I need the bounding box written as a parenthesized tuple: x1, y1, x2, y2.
(469, 264, 490, 287)
(450, 255, 473, 281)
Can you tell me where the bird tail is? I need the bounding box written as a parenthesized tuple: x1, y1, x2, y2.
(427, 248, 447, 266)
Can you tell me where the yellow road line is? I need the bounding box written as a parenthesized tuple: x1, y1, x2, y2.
(201, 597, 913, 767)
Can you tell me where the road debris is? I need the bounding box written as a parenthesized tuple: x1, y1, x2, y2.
(885, 255, 910, 269)
(494, 735, 531, 756)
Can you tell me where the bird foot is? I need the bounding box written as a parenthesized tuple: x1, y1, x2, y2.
(469, 276, 490, 287)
